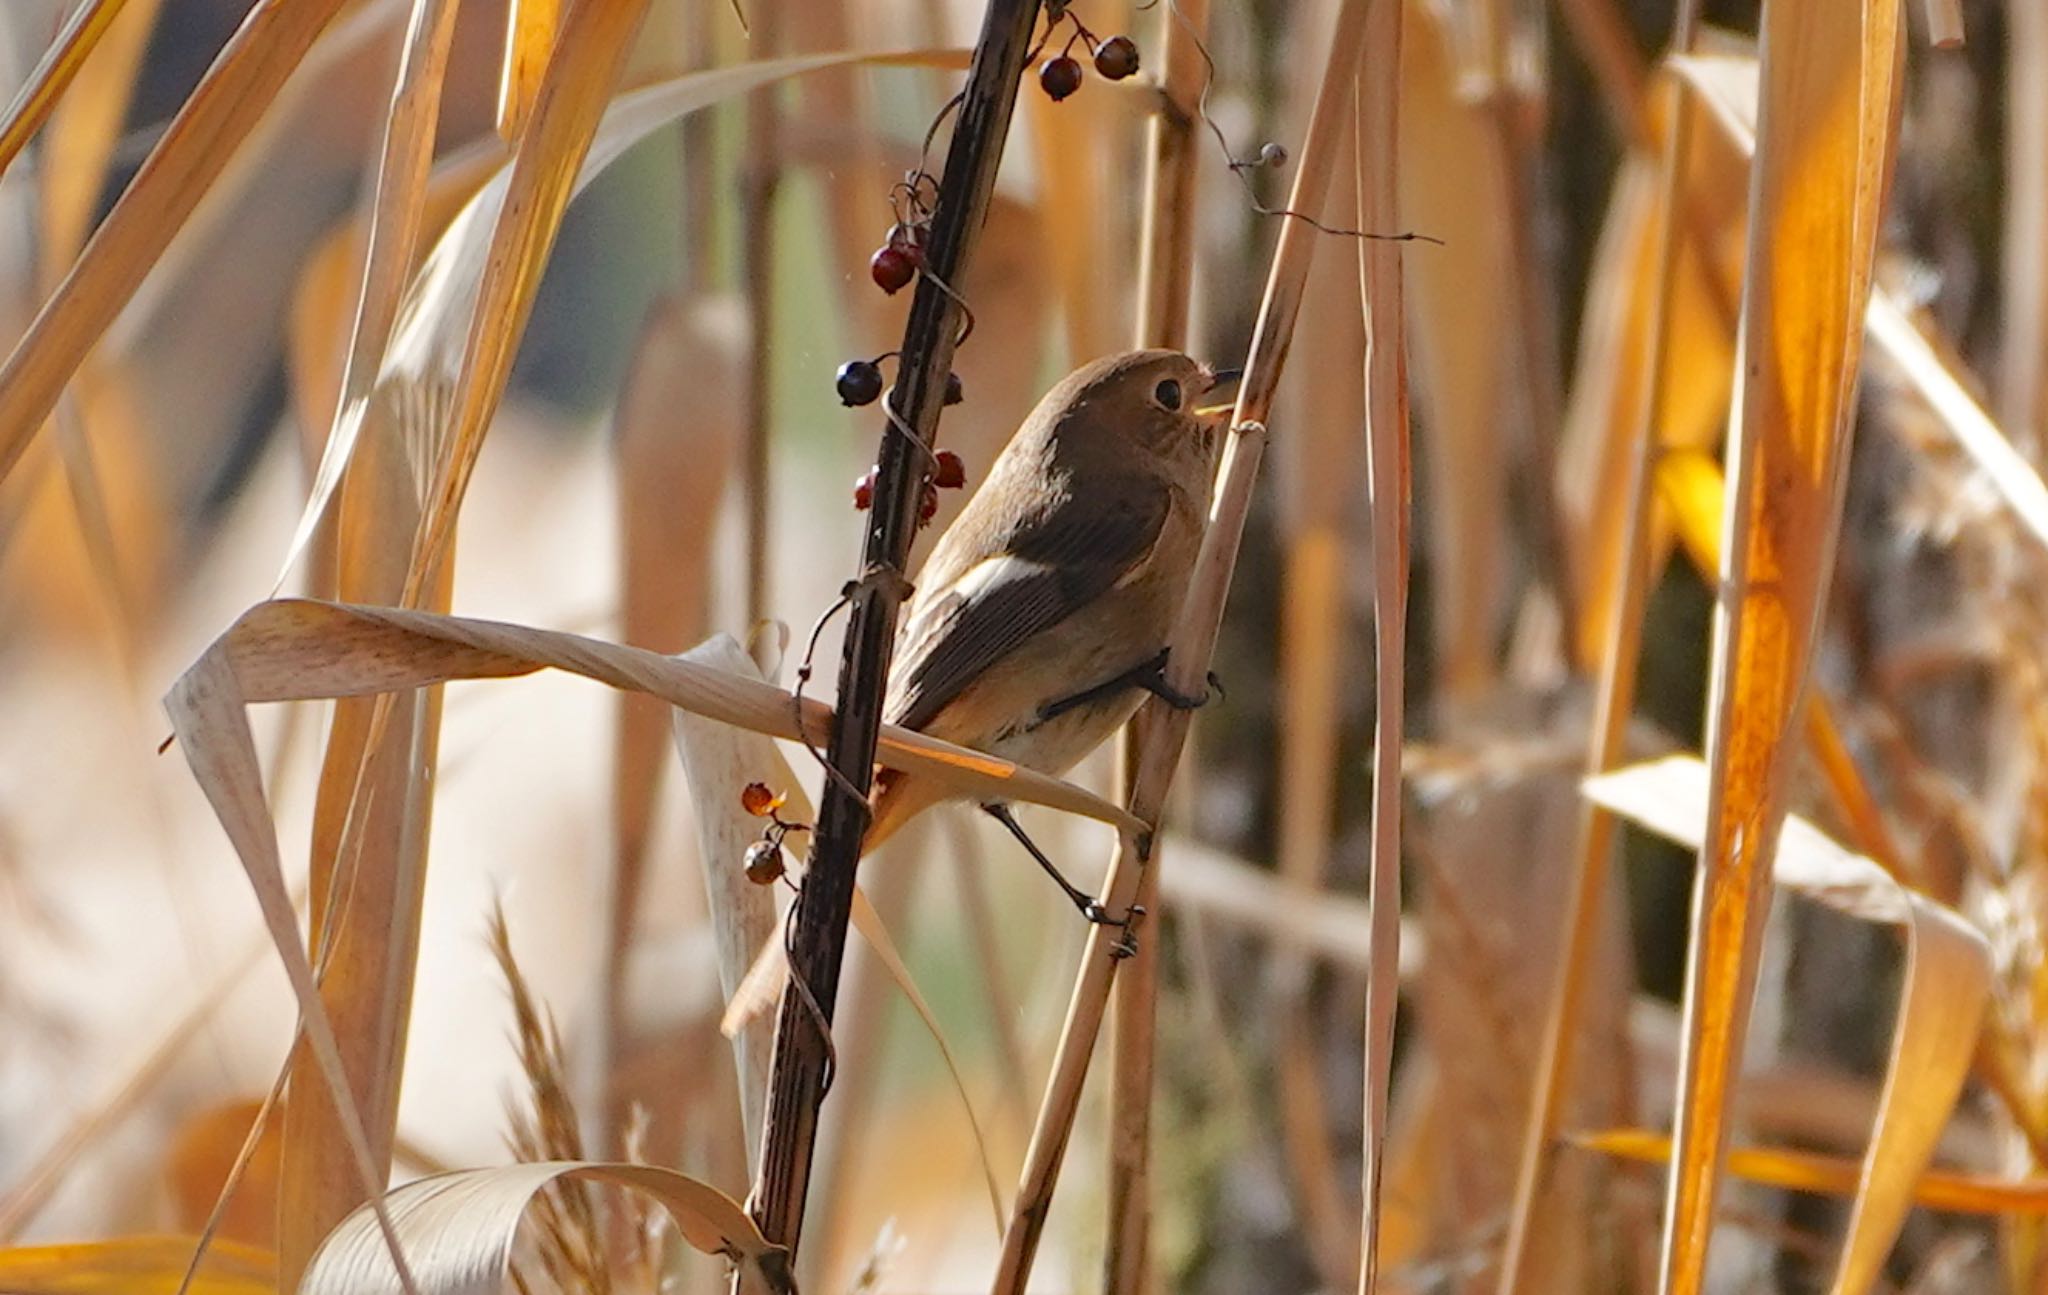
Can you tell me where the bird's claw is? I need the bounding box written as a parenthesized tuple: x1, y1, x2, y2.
(1133, 650, 1221, 712)
(1081, 901, 1146, 959)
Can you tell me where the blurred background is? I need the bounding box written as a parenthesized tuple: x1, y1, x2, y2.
(0, 0, 2036, 1291)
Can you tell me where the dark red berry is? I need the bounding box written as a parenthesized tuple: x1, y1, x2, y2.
(744, 840, 785, 885)
(1039, 56, 1083, 102)
(741, 782, 779, 816)
(836, 359, 883, 406)
(853, 467, 878, 511)
(918, 484, 939, 525)
(870, 245, 916, 294)
(887, 224, 925, 262)
(1093, 35, 1139, 81)
(933, 450, 966, 490)
(944, 373, 964, 406)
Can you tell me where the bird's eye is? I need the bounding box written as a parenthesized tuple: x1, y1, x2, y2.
(1153, 379, 1183, 411)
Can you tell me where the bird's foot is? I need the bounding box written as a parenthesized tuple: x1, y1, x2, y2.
(1038, 650, 1222, 724)
(1129, 648, 1222, 711)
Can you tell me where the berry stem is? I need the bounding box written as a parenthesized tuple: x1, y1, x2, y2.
(747, 0, 1045, 1262)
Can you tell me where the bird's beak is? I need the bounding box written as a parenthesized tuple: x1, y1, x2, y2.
(1195, 367, 1243, 416)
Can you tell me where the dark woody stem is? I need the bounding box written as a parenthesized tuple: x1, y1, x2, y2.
(745, 0, 1044, 1261)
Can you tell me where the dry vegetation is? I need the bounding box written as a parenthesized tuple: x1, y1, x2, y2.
(0, 0, 2037, 1292)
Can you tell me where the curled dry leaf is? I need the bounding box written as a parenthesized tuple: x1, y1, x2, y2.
(1586, 755, 1991, 1292)
(174, 599, 1139, 829)
(299, 1161, 791, 1294)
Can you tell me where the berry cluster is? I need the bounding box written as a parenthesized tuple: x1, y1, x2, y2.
(835, 355, 964, 410)
(740, 781, 810, 885)
(852, 447, 967, 527)
(1034, 4, 1140, 103)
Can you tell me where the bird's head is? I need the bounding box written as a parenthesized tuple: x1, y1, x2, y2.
(1044, 349, 1241, 472)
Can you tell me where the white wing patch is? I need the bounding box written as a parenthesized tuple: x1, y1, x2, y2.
(944, 553, 1058, 606)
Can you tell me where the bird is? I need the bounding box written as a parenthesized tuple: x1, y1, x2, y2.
(863, 349, 1238, 924)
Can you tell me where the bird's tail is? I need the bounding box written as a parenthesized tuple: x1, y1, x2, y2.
(864, 767, 947, 854)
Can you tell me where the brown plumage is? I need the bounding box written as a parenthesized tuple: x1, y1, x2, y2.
(866, 350, 1232, 849)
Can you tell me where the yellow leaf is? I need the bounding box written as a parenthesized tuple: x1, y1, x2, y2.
(0, 1235, 274, 1295)
(1656, 2, 1905, 1289)
(1581, 1128, 2048, 1218)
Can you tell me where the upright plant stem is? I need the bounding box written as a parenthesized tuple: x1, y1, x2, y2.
(1352, 0, 1410, 1285)
(741, 0, 782, 655)
(745, 0, 1043, 1257)
(1495, 4, 1702, 1287)
(993, 3, 1373, 1286)
(1105, 1, 1210, 1287)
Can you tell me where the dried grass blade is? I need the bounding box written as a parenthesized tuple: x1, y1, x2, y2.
(843, 889, 1008, 1232)
(1653, 447, 1912, 879)
(1865, 294, 2048, 554)
(688, 842, 1011, 1233)
(0, 1235, 275, 1295)
(605, 296, 739, 1144)
(2005, 0, 2048, 456)
(1353, 0, 1412, 1284)
(37, 0, 162, 267)
(1395, 4, 1509, 698)
(0, 0, 134, 188)
(299, 1162, 790, 1294)
(497, 0, 560, 142)
(0, 0, 353, 488)
(1581, 1129, 2048, 1217)
(397, 0, 652, 604)
(163, 652, 420, 1295)
(1499, 13, 1705, 1284)
(1656, 2, 1903, 1286)
(273, 0, 464, 590)
(1590, 756, 1991, 1291)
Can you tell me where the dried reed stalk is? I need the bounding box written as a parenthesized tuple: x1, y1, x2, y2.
(1495, 2, 1703, 1288)
(741, 0, 782, 642)
(993, 1, 1374, 1284)
(1352, 0, 1411, 1285)
(2005, 0, 2048, 461)
(0, 0, 353, 487)
(1104, 0, 1211, 1287)
(0, 0, 135, 183)
(747, 0, 1044, 1257)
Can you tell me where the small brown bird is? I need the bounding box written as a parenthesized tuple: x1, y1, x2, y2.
(866, 349, 1237, 920)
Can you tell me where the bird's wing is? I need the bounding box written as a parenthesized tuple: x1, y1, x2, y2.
(887, 478, 1169, 734)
